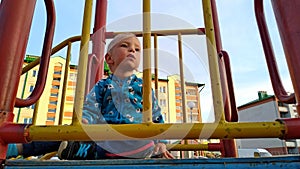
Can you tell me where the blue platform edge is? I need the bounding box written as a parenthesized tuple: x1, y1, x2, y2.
(4, 155, 300, 169)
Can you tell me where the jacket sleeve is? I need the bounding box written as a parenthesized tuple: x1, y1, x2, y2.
(82, 81, 104, 124)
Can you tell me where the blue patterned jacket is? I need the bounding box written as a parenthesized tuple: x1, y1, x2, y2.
(82, 74, 164, 124)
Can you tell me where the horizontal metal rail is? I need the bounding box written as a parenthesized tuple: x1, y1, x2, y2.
(14, 121, 292, 142)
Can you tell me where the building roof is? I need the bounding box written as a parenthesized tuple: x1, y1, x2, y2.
(238, 92, 276, 110)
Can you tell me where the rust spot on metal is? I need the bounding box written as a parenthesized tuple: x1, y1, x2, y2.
(0, 111, 7, 125)
(234, 128, 242, 132)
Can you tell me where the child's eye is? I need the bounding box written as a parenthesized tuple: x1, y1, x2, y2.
(135, 48, 140, 52)
(120, 43, 128, 48)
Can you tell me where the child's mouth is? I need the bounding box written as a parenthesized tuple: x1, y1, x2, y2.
(127, 54, 135, 59)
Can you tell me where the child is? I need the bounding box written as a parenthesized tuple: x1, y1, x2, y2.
(58, 33, 174, 159)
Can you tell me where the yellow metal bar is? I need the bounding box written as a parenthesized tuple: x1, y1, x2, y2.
(202, 0, 225, 122)
(58, 42, 72, 125)
(27, 121, 285, 141)
(22, 58, 41, 75)
(178, 33, 191, 158)
(142, 0, 152, 123)
(51, 36, 81, 56)
(108, 29, 205, 38)
(22, 28, 203, 75)
(178, 33, 188, 123)
(72, 0, 93, 125)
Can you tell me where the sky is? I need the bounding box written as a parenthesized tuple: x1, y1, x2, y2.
(23, 0, 294, 122)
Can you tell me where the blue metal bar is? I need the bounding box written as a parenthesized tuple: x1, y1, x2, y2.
(4, 155, 300, 169)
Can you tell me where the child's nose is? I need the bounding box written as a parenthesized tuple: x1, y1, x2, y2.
(129, 46, 136, 53)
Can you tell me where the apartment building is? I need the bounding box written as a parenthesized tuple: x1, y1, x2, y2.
(14, 55, 67, 125)
(167, 75, 203, 123)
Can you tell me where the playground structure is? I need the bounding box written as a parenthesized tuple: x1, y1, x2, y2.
(0, 0, 300, 168)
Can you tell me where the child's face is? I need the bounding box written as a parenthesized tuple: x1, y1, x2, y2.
(108, 37, 141, 72)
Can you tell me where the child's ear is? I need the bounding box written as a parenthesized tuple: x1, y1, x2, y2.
(105, 53, 113, 64)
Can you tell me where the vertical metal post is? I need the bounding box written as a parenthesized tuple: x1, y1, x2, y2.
(72, 0, 93, 125)
(59, 42, 72, 125)
(154, 34, 159, 99)
(272, 0, 300, 116)
(0, 0, 37, 159)
(142, 0, 152, 123)
(202, 0, 225, 123)
(178, 32, 190, 158)
(178, 33, 188, 123)
(89, 0, 107, 91)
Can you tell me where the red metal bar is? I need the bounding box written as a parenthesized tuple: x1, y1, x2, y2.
(271, 0, 300, 115)
(86, 54, 100, 94)
(254, 0, 295, 104)
(211, 0, 237, 157)
(86, 0, 107, 93)
(221, 50, 238, 122)
(0, 0, 37, 159)
(218, 58, 231, 122)
(0, 123, 29, 143)
(211, 0, 222, 52)
(277, 118, 300, 139)
(14, 0, 56, 107)
(207, 143, 221, 151)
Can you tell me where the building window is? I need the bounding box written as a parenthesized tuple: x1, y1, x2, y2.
(160, 86, 166, 93)
(47, 117, 55, 121)
(32, 70, 37, 77)
(187, 89, 196, 95)
(54, 71, 62, 75)
(53, 77, 61, 81)
(160, 99, 166, 106)
(176, 99, 181, 103)
(29, 86, 34, 92)
(51, 93, 59, 97)
(31, 104, 35, 109)
(175, 93, 181, 96)
(49, 108, 56, 113)
(24, 118, 32, 124)
(49, 101, 58, 105)
(176, 113, 182, 117)
(69, 73, 77, 81)
(52, 85, 60, 89)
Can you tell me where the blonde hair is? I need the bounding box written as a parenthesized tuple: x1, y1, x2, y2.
(107, 33, 137, 53)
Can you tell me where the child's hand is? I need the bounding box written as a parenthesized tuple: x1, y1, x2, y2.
(153, 143, 174, 159)
(82, 118, 89, 124)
